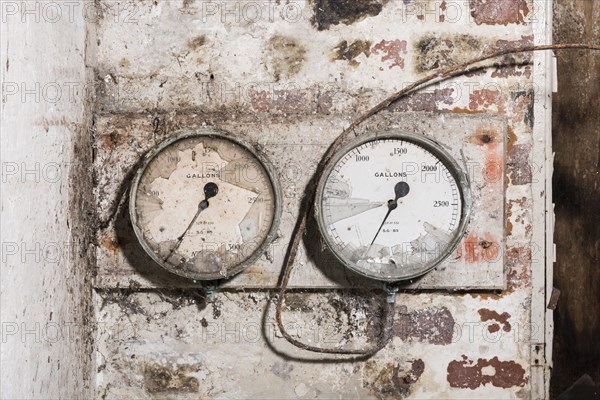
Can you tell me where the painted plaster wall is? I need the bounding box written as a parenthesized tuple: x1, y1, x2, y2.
(0, 0, 552, 398)
(0, 3, 96, 399)
(91, 0, 551, 397)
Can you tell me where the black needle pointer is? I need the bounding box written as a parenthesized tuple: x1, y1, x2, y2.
(164, 182, 219, 262)
(369, 181, 410, 246)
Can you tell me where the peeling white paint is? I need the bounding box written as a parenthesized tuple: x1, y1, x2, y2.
(0, 3, 95, 398)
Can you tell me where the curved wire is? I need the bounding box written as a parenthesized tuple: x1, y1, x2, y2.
(275, 43, 600, 355)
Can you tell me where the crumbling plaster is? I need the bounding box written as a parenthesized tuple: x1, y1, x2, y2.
(0, 0, 553, 398)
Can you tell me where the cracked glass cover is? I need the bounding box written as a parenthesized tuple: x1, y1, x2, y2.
(316, 134, 470, 282)
(131, 134, 279, 280)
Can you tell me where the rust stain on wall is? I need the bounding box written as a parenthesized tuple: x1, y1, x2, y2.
(467, 127, 498, 146)
(478, 308, 512, 332)
(447, 356, 528, 389)
(100, 129, 128, 149)
(101, 234, 119, 256)
(451, 107, 485, 115)
(372, 39, 408, 70)
(506, 126, 518, 152)
(310, 0, 389, 30)
(470, 0, 530, 25)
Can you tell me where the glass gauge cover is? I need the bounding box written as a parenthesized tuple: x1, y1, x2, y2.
(130, 130, 282, 281)
(315, 132, 471, 282)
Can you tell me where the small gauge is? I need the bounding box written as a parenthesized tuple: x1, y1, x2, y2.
(315, 132, 471, 282)
(130, 129, 282, 281)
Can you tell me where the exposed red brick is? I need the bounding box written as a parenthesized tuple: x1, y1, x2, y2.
(394, 306, 455, 345)
(317, 90, 334, 114)
(470, 0, 530, 26)
(490, 37, 534, 78)
(272, 89, 309, 113)
(392, 88, 455, 112)
(506, 245, 532, 291)
(491, 64, 532, 79)
(507, 196, 532, 237)
(469, 89, 508, 113)
(373, 39, 407, 69)
(508, 144, 532, 185)
(510, 91, 534, 128)
(447, 356, 528, 389)
(248, 89, 311, 114)
(495, 35, 534, 50)
(248, 89, 269, 113)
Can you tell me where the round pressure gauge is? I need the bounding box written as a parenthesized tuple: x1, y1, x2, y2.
(315, 132, 471, 282)
(130, 129, 282, 281)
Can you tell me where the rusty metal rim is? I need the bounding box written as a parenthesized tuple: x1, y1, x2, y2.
(129, 127, 283, 282)
(314, 130, 472, 283)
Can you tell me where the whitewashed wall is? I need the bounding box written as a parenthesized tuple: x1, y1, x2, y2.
(0, 0, 553, 398)
(1, 2, 95, 398)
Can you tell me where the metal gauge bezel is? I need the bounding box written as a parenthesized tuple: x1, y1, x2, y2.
(314, 131, 472, 282)
(129, 128, 283, 281)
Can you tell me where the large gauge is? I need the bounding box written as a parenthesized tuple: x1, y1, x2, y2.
(129, 129, 282, 281)
(315, 132, 471, 282)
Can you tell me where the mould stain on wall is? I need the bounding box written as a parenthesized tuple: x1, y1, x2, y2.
(310, 0, 390, 30)
(331, 40, 372, 67)
(415, 35, 483, 72)
(265, 35, 307, 81)
(143, 363, 201, 394)
(363, 359, 425, 399)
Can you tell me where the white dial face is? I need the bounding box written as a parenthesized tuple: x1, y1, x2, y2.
(318, 136, 467, 281)
(131, 134, 278, 280)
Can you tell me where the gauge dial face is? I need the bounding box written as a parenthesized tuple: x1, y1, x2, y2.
(130, 132, 281, 281)
(316, 134, 470, 281)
